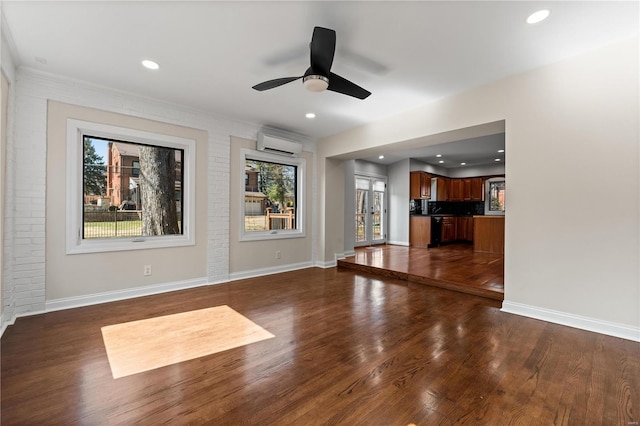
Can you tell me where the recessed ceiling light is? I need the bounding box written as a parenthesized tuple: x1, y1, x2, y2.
(378, 155, 384, 160)
(460, 162, 466, 166)
(498, 149, 505, 153)
(141, 59, 159, 70)
(305, 112, 316, 119)
(436, 154, 442, 158)
(438, 160, 444, 164)
(526, 9, 550, 24)
(495, 158, 501, 162)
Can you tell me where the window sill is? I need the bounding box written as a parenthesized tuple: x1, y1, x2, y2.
(240, 230, 305, 242)
(66, 235, 195, 255)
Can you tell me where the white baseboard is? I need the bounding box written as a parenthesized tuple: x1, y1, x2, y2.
(228, 261, 314, 281)
(310, 252, 345, 269)
(45, 277, 210, 313)
(387, 240, 409, 246)
(501, 301, 640, 342)
(343, 250, 355, 258)
(314, 260, 336, 269)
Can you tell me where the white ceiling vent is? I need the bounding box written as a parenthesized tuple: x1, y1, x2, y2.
(257, 132, 303, 157)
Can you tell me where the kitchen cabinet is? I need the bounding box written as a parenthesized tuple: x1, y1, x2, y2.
(469, 178, 484, 201)
(410, 171, 431, 199)
(410, 216, 431, 248)
(448, 178, 484, 201)
(456, 216, 474, 241)
(441, 217, 456, 243)
(473, 216, 505, 254)
(466, 217, 474, 241)
(462, 179, 472, 201)
(432, 177, 448, 201)
(448, 179, 463, 201)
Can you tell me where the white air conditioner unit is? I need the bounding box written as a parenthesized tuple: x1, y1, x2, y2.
(257, 132, 303, 157)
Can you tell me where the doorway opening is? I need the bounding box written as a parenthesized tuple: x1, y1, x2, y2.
(355, 175, 387, 246)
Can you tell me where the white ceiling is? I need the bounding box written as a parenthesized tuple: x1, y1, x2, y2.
(363, 132, 506, 169)
(2, 1, 638, 166)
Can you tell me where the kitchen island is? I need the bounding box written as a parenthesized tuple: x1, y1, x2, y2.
(473, 216, 505, 254)
(409, 215, 431, 248)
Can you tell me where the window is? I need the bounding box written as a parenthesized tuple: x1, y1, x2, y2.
(67, 119, 196, 254)
(82, 136, 183, 237)
(132, 161, 140, 177)
(485, 178, 505, 215)
(240, 148, 305, 241)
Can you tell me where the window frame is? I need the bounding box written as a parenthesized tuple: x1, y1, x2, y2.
(131, 160, 140, 177)
(66, 119, 196, 254)
(484, 177, 506, 216)
(240, 148, 305, 241)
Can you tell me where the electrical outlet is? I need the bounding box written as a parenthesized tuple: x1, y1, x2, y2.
(275, 251, 281, 259)
(143, 265, 152, 276)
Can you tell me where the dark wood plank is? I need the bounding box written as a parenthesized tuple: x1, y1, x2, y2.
(2, 268, 638, 424)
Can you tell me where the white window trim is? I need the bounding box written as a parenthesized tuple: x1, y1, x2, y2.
(240, 148, 305, 241)
(66, 119, 196, 254)
(484, 177, 506, 216)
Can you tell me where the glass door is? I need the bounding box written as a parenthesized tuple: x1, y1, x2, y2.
(355, 176, 387, 246)
(355, 177, 369, 244)
(371, 180, 385, 243)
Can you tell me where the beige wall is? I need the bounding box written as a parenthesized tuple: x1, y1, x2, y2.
(46, 101, 208, 300)
(0, 73, 8, 317)
(229, 136, 313, 274)
(317, 38, 639, 328)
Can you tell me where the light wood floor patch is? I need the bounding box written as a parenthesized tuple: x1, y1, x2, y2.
(101, 305, 275, 378)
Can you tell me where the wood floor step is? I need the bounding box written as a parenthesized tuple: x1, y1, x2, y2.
(338, 244, 504, 301)
(338, 260, 503, 301)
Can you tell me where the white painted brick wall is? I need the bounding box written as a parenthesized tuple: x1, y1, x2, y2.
(2, 94, 15, 327)
(2, 29, 19, 330)
(5, 68, 261, 318)
(9, 72, 47, 315)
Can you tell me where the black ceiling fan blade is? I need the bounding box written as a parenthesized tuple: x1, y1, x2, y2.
(310, 27, 336, 76)
(327, 72, 371, 100)
(252, 76, 302, 91)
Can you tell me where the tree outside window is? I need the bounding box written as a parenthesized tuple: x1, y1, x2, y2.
(244, 158, 297, 232)
(82, 136, 183, 239)
(489, 181, 505, 212)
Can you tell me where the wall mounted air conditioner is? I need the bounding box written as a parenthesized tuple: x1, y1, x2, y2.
(257, 132, 303, 157)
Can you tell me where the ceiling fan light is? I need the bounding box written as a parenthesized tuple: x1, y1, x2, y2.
(303, 75, 329, 92)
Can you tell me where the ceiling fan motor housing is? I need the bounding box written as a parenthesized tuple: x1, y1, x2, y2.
(303, 73, 329, 92)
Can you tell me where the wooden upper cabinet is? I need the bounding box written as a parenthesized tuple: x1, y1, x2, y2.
(448, 178, 484, 201)
(433, 177, 448, 201)
(410, 171, 431, 199)
(462, 179, 472, 201)
(410, 172, 421, 199)
(449, 179, 463, 201)
(420, 173, 431, 198)
(469, 178, 484, 201)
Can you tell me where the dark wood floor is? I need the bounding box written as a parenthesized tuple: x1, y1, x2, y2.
(339, 244, 504, 300)
(2, 268, 639, 424)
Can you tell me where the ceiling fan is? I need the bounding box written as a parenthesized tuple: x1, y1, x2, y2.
(252, 27, 371, 100)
